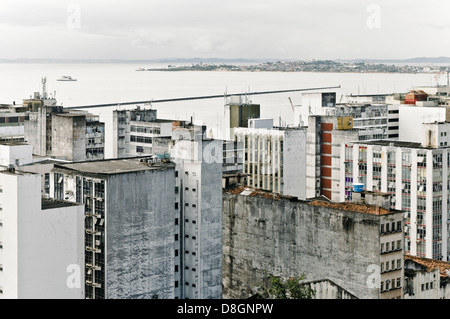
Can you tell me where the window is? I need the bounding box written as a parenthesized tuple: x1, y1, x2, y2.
(396, 278, 401, 288)
(175, 281, 179, 288)
(381, 243, 384, 253)
(175, 234, 178, 241)
(175, 218, 178, 225)
(381, 282, 384, 291)
(175, 265, 178, 272)
(397, 259, 401, 269)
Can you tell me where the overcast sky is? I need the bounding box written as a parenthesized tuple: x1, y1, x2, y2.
(0, 0, 449, 61)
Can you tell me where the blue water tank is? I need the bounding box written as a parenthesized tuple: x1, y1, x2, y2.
(353, 183, 364, 193)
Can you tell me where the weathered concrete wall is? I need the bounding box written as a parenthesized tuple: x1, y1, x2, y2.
(283, 129, 306, 199)
(198, 140, 223, 299)
(24, 112, 43, 156)
(222, 193, 381, 299)
(105, 168, 176, 299)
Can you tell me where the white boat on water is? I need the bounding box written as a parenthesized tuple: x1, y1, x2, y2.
(57, 75, 77, 81)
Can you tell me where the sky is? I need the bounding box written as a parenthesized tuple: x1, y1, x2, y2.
(0, 0, 449, 61)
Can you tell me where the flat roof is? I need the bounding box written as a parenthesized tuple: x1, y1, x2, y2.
(0, 141, 30, 146)
(351, 140, 425, 149)
(54, 157, 174, 175)
(41, 198, 81, 210)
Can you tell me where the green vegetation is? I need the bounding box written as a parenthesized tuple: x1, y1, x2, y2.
(254, 272, 315, 299)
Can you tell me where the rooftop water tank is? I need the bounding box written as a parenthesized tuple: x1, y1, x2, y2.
(353, 183, 364, 193)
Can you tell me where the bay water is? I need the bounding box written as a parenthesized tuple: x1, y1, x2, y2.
(0, 62, 442, 157)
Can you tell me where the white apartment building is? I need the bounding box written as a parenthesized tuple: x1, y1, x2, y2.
(341, 140, 449, 261)
(0, 167, 84, 299)
(234, 124, 307, 199)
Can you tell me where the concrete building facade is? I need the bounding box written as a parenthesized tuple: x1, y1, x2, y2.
(112, 108, 179, 158)
(170, 126, 223, 299)
(234, 125, 307, 199)
(25, 108, 105, 162)
(404, 255, 450, 299)
(341, 140, 449, 261)
(222, 185, 405, 299)
(51, 158, 176, 299)
(306, 115, 359, 201)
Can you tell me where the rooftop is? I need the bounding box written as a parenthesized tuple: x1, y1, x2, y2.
(351, 140, 425, 149)
(307, 200, 391, 216)
(225, 184, 394, 215)
(0, 141, 30, 147)
(41, 197, 81, 210)
(54, 156, 174, 175)
(405, 255, 450, 278)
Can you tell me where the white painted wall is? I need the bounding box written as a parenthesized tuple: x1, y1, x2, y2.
(0, 144, 33, 167)
(0, 171, 84, 299)
(399, 106, 446, 143)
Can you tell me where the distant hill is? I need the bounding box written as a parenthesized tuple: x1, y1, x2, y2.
(338, 57, 450, 64)
(1, 56, 449, 64)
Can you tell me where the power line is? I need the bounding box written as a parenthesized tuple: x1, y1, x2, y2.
(65, 85, 341, 109)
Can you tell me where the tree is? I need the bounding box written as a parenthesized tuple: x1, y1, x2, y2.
(254, 271, 315, 299)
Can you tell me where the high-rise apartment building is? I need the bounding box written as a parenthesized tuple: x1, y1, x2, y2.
(341, 140, 449, 261)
